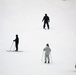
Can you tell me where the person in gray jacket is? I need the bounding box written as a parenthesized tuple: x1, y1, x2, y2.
(43, 44, 51, 63)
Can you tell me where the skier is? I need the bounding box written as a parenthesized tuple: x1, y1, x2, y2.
(75, 64, 76, 69)
(43, 44, 51, 63)
(42, 14, 50, 30)
(13, 34, 19, 51)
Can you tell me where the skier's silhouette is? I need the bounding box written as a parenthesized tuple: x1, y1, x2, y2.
(43, 44, 51, 63)
(42, 14, 50, 29)
(13, 34, 19, 51)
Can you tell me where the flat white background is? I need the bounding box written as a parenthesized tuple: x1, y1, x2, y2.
(0, 0, 76, 75)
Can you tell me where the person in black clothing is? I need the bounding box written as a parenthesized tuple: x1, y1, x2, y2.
(13, 34, 19, 51)
(42, 14, 50, 29)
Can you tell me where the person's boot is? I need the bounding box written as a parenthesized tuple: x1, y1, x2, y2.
(15, 50, 18, 52)
(48, 61, 50, 64)
(47, 26, 50, 30)
(45, 61, 46, 63)
(43, 27, 46, 30)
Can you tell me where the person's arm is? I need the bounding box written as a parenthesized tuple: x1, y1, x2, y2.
(49, 18, 50, 22)
(43, 47, 46, 51)
(42, 17, 45, 22)
(13, 39, 16, 42)
(48, 17, 50, 22)
(49, 48, 51, 52)
(42, 19, 43, 22)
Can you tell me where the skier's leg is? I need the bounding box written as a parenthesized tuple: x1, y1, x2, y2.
(43, 22, 46, 29)
(15, 44, 18, 51)
(47, 22, 50, 29)
(45, 55, 47, 63)
(48, 55, 50, 63)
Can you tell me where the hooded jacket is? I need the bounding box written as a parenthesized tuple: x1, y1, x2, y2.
(43, 46, 51, 56)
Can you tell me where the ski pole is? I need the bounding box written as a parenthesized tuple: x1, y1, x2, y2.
(50, 53, 52, 63)
(41, 51, 44, 62)
(10, 41, 14, 51)
(12, 45, 15, 51)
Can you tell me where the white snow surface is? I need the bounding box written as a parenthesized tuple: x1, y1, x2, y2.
(0, 0, 76, 75)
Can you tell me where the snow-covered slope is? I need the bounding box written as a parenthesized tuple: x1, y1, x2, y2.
(0, 0, 76, 75)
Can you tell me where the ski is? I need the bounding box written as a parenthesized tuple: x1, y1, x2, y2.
(7, 50, 23, 52)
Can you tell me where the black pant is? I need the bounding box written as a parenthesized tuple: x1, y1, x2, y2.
(15, 43, 18, 51)
(43, 22, 49, 29)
